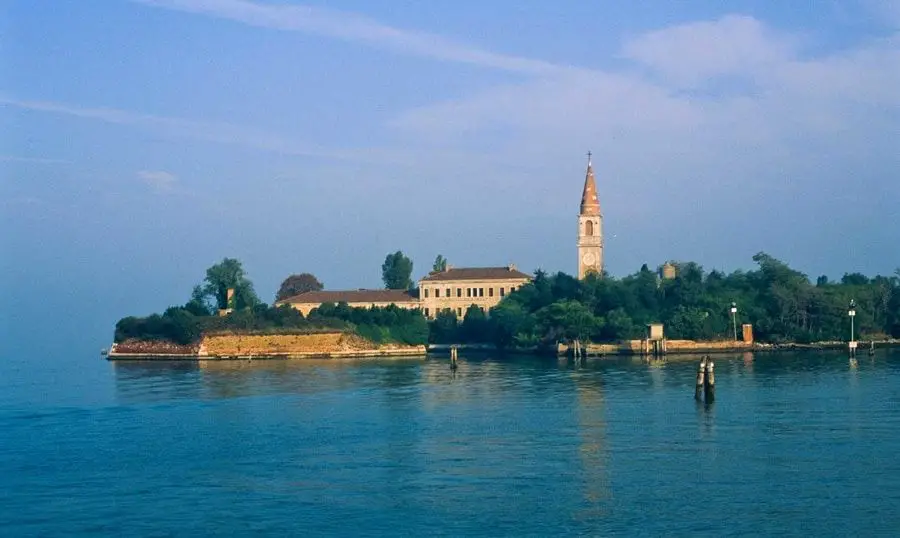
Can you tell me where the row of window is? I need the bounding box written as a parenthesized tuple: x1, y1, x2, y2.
(422, 285, 519, 299)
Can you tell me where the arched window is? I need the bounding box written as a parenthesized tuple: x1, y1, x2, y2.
(585, 220, 594, 236)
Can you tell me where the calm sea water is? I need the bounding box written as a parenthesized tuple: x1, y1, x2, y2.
(2, 350, 900, 536)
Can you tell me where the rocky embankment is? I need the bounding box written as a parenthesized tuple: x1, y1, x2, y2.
(107, 332, 425, 360)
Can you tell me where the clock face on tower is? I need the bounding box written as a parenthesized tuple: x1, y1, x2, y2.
(582, 252, 596, 266)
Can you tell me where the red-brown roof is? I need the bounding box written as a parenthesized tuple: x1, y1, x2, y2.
(580, 157, 601, 216)
(278, 289, 417, 305)
(419, 266, 532, 282)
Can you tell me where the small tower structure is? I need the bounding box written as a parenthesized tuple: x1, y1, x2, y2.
(577, 152, 603, 279)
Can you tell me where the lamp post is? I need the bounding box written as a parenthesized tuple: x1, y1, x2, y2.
(730, 302, 738, 342)
(848, 299, 857, 357)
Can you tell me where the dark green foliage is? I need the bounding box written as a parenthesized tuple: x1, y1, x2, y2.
(275, 273, 324, 301)
(461, 305, 491, 343)
(382, 251, 414, 290)
(433, 255, 448, 273)
(114, 303, 348, 345)
(192, 258, 260, 311)
(114, 307, 201, 345)
(308, 302, 428, 345)
(429, 309, 459, 344)
(430, 253, 900, 347)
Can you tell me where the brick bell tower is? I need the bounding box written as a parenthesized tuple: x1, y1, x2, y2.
(577, 152, 603, 279)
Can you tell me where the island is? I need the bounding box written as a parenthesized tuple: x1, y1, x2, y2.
(107, 251, 900, 361)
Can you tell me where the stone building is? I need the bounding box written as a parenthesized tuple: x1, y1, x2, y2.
(417, 265, 532, 319)
(276, 289, 418, 316)
(577, 153, 603, 279)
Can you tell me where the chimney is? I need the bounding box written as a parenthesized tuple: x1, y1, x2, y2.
(445, 264, 452, 272)
(507, 264, 517, 271)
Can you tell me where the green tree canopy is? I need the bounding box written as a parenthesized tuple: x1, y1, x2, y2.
(382, 251, 414, 290)
(432, 254, 448, 273)
(276, 273, 324, 301)
(192, 257, 260, 311)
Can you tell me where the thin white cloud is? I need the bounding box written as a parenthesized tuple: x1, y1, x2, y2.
(131, 0, 566, 75)
(621, 15, 797, 87)
(0, 155, 71, 164)
(138, 170, 178, 193)
(0, 96, 409, 164)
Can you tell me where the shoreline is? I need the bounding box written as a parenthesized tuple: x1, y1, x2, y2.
(106, 337, 899, 361)
(106, 348, 427, 360)
(106, 332, 426, 361)
(430, 339, 900, 357)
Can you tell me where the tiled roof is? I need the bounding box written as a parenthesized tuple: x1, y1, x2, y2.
(277, 289, 418, 305)
(580, 158, 601, 216)
(419, 266, 532, 282)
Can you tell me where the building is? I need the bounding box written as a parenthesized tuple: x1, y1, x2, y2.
(277, 267, 531, 319)
(276, 289, 418, 316)
(418, 265, 532, 319)
(577, 153, 603, 279)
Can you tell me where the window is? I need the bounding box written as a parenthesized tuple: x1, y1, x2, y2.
(424, 288, 429, 298)
(500, 287, 505, 297)
(585, 220, 594, 236)
(467, 288, 472, 297)
(446, 288, 450, 298)
(457, 308, 462, 316)
(435, 288, 440, 298)
(489, 288, 494, 297)
(424, 308, 430, 317)
(457, 288, 462, 298)
(478, 288, 484, 297)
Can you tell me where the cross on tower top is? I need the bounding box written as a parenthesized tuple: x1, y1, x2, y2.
(586, 151, 592, 164)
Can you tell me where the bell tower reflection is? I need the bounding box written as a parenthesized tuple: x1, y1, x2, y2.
(571, 371, 610, 517)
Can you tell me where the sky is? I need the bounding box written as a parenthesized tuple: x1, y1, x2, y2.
(1, 0, 899, 355)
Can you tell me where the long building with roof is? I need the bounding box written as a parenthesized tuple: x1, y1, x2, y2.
(276, 265, 531, 319)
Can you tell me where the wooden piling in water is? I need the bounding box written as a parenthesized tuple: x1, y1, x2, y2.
(704, 357, 715, 403)
(695, 356, 707, 401)
(450, 346, 458, 370)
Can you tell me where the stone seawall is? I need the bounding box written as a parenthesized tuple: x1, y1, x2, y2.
(108, 332, 425, 360)
(562, 339, 899, 356)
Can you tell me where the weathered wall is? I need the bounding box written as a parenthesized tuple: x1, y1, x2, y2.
(109, 332, 425, 359)
(111, 340, 199, 355)
(201, 332, 352, 356)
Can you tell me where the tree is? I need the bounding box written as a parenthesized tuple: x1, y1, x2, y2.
(430, 309, 459, 344)
(432, 254, 448, 273)
(490, 301, 531, 348)
(382, 251, 413, 290)
(194, 258, 260, 311)
(461, 305, 490, 342)
(276, 273, 324, 301)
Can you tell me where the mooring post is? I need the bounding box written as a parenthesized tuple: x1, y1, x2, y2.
(704, 357, 716, 403)
(695, 356, 707, 401)
(450, 346, 458, 370)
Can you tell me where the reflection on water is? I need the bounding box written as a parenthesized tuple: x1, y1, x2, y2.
(13, 349, 890, 535)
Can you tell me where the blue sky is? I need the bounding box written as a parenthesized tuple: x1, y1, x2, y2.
(1, 0, 899, 353)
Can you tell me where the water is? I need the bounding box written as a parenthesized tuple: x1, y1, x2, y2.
(3, 350, 900, 535)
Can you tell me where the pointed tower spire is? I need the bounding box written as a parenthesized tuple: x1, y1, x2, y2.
(580, 151, 601, 216)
